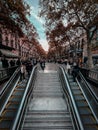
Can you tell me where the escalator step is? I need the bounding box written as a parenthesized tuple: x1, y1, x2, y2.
(74, 95, 85, 100)
(79, 107, 92, 115)
(72, 89, 82, 95)
(0, 120, 12, 129)
(6, 103, 19, 109)
(77, 100, 88, 107)
(84, 125, 98, 130)
(82, 115, 96, 124)
(12, 90, 24, 95)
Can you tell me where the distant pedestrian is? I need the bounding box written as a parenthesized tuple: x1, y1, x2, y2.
(25, 61, 32, 76)
(20, 64, 26, 81)
(66, 62, 71, 74)
(16, 58, 21, 66)
(40, 59, 45, 70)
(10, 59, 15, 67)
(72, 63, 79, 81)
(1, 57, 9, 68)
(32, 58, 37, 66)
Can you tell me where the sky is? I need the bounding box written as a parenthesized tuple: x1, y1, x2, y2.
(26, 0, 49, 51)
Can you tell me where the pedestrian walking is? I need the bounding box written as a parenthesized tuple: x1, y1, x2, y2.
(32, 58, 37, 66)
(66, 62, 71, 74)
(72, 63, 79, 81)
(1, 57, 9, 68)
(20, 64, 26, 81)
(10, 59, 15, 67)
(40, 59, 45, 70)
(25, 60, 32, 76)
(16, 58, 21, 66)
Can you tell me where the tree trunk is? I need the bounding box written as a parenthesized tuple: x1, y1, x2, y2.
(87, 41, 94, 69)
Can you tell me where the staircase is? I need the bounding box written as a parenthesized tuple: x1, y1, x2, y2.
(21, 66, 74, 130)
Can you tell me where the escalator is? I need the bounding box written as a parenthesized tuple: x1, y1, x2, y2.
(0, 66, 37, 130)
(1, 63, 97, 130)
(0, 67, 20, 113)
(20, 64, 76, 130)
(62, 68, 98, 130)
(0, 78, 28, 129)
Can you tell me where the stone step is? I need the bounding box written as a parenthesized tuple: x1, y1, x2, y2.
(22, 126, 73, 130)
(24, 117, 71, 123)
(27, 110, 69, 115)
(33, 93, 63, 97)
(23, 121, 73, 128)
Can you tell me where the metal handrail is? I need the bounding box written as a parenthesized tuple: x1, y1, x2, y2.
(77, 71, 98, 123)
(0, 66, 18, 82)
(59, 68, 76, 130)
(79, 71, 98, 101)
(0, 67, 20, 115)
(59, 66, 84, 130)
(11, 66, 37, 130)
(0, 67, 20, 96)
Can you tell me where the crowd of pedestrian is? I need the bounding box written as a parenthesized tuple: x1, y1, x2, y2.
(0, 57, 21, 68)
(0, 56, 80, 82)
(0, 56, 46, 81)
(20, 58, 38, 81)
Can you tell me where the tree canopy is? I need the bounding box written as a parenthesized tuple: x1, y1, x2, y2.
(0, 0, 30, 34)
(39, 0, 98, 68)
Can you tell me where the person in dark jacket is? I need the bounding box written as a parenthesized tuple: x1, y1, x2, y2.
(16, 58, 21, 66)
(10, 59, 15, 67)
(72, 63, 79, 81)
(25, 60, 32, 76)
(1, 57, 9, 68)
(40, 59, 45, 70)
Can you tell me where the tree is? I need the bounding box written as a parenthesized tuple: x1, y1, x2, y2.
(63, 0, 98, 68)
(46, 21, 70, 58)
(39, 0, 64, 32)
(0, 0, 42, 59)
(39, 0, 98, 68)
(0, 0, 30, 34)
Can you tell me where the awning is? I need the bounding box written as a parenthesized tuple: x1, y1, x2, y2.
(0, 49, 19, 58)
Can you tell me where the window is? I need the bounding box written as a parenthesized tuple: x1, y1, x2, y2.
(11, 40, 13, 48)
(15, 41, 17, 49)
(5, 37, 8, 46)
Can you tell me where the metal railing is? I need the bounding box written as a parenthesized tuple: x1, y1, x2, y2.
(59, 67, 84, 130)
(0, 67, 20, 96)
